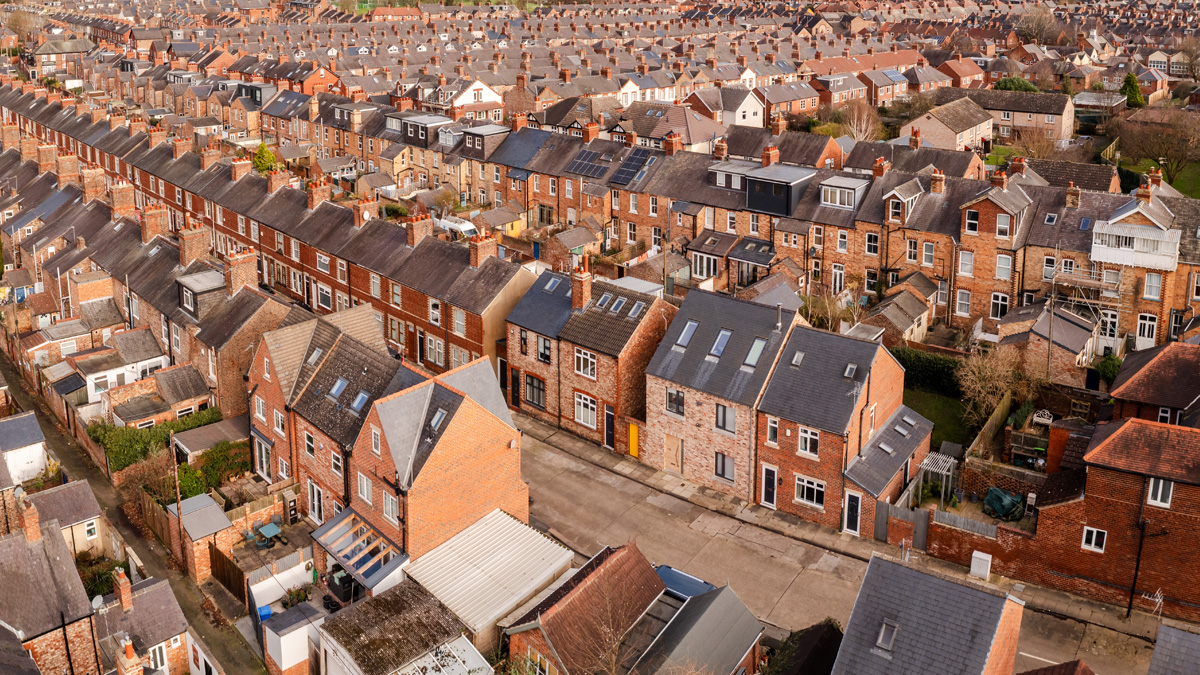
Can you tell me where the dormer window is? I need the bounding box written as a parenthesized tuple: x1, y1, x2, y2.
(889, 199, 903, 221)
(182, 287, 194, 311)
(821, 186, 855, 208)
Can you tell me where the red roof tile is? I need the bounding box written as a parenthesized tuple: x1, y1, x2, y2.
(1083, 418, 1200, 485)
(1110, 342, 1200, 410)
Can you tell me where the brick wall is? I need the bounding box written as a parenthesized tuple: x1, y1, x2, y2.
(982, 598, 1023, 675)
(960, 458, 1046, 500)
(24, 617, 102, 675)
(405, 398, 528, 559)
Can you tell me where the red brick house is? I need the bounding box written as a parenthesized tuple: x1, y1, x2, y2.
(756, 326, 931, 539)
(505, 267, 676, 455)
(310, 357, 529, 594)
(506, 543, 762, 675)
(1108, 342, 1200, 423)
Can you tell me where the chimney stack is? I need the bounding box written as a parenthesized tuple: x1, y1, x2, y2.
(468, 232, 498, 268)
(663, 131, 683, 156)
(582, 122, 599, 144)
(761, 145, 780, 167)
(910, 127, 921, 149)
(225, 246, 258, 296)
(110, 180, 136, 220)
(1149, 168, 1163, 188)
(108, 113, 126, 131)
(770, 114, 786, 135)
(624, 131, 638, 148)
(172, 137, 191, 160)
(19, 137, 37, 164)
(115, 568, 133, 612)
(17, 498, 39, 542)
(571, 259, 592, 311)
(873, 156, 890, 178)
(56, 152, 80, 189)
(930, 168, 945, 194)
(142, 202, 169, 244)
(178, 218, 210, 267)
(266, 169, 288, 194)
(82, 164, 105, 203)
(148, 128, 168, 149)
(1136, 182, 1152, 205)
(0, 124, 18, 152)
(307, 177, 331, 210)
(1010, 156, 1026, 175)
(713, 138, 728, 161)
(1066, 181, 1081, 208)
(406, 217, 433, 246)
(200, 143, 220, 171)
(230, 157, 251, 182)
(511, 115, 527, 132)
(990, 171, 1008, 190)
(353, 198, 377, 228)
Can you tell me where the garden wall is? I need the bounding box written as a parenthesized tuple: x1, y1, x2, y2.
(960, 457, 1046, 501)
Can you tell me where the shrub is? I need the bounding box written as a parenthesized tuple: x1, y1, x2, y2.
(383, 203, 408, 218)
(1096, 353, 1122, 386)
(89, 407, 223, 472)
(889, 346, 962, 396)
(174, 464, 208, 504)
(199, 440, 251, 489)
(994, 77, 1039, 92)
(1012, 399, 1034, 429)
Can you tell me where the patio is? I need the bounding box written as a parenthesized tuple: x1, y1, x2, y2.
(941, 493, 1038, 534)
(229, 519, 317, 573)
(216, 473, 272, 508)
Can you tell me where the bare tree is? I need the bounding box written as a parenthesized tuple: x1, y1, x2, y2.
(1011, 128, 1057, 160)
(1179, 37, 1200, 80)
(889, 91, 935, 122)
(550, 579, 658, 675)
(6, 10, 38, 41)
(1016, 6, 1064, 45)
(958, 347, 1049, 428)
(1120, 109, 1200, 185)
(841, 99, 881, 142)
(335, 0, 357, 14)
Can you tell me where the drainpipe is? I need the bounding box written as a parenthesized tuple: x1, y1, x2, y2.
(1126, 475, 1149, 618)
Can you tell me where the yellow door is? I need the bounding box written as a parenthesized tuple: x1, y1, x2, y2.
(629, 424, 639, 458)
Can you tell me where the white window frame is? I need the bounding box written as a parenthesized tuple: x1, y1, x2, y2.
(795, 475, 826, 509)
(358, 472, 373, 505)
(798, 426, 819, 458)
(1082, 526, 1106, 552)
(990, 293, 1009, 320)
(331, 451, 343, 476)
(574, 348, 597, 379)
(996, 254, 1012, 280)
(922, 242, 934, 267)
(85, 520, 98, 540)
(1144, 272, 1162, 301)
(574, 392, 597, 429)
(956, 289, 971, 316)
(958, 250, 974, 277)
(1148, 477, 1172, 508)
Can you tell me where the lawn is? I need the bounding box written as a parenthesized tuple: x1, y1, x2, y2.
(1120, 157, 1200, 199)
(903, 389, 973, 451)
(984, 145, 1017, 168)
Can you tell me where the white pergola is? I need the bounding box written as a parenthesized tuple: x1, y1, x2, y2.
(920, 453, 959, 509)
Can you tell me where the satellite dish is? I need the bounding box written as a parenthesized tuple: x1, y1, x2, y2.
(13, 487, 24, 500)
(92, 595, 104, 610)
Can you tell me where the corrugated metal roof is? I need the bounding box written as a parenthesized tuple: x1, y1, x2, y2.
(405, 509, 573, 633)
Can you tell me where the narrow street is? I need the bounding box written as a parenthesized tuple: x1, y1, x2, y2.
(521, 425, 1155, 674)
(0, 351, 265, 674)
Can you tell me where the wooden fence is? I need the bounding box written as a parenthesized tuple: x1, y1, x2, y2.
(138, 488, 173, 547)
(967, 391, 1013, 459)
(209, 541, 246, 604)
(932, 507, 998, 539)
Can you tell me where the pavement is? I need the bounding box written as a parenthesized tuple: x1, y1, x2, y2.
(518, 413, 1156, 674)
(0, 351, 268, 675)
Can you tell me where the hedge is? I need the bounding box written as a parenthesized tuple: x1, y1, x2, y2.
(890, 346, 962, 396)
(88, 407, 223, 473)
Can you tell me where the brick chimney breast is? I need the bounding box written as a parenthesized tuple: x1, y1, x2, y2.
(1066, 181, 1081, 208)
(172, 137, 191, 160)
(713, 138, 728, 161)
(762, 145, 780, 167)
(231, 157, 251, 182)
(110, 180, 136, 221)
(930, 168, 945, 194)
(571, 259, 592, 311)
(178, 219, 210, 267)
(225, 246, 258, 296)
(468, 232, 498, 267)
(200, 143, 220, 171)
(115, 568, 133, 612)
(56, 152, 80, 189)
(266, 169, 288, 194)
(82, 164, 106, 204)
(17, 498, 39, 542)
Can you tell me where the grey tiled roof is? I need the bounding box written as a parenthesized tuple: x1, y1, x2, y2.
(1148, 623, 1200, 675)
(844, 406, 933, 497)
(27, 480, 103, 528)
(95, 578, 188, 657)
(558, 280, 660, 358)
(506, 271, 573, 338)
(758, 326, 884, 434)
(647, 291, 793, 407)
(832, 556, 1013, 675)
(0, 412, 44, 452)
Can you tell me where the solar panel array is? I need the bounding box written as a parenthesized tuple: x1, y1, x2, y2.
(611, 148, 650, 185)
(565, 150, 607, 178)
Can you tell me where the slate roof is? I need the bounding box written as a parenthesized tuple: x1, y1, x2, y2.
(0, 519, 93, 638)
(1148, 622, 1200, 675)
(633, 585, 762, 675)
(26, 480, 102, 528)
(1110, 342, 1200, 409)
(759, 326, 885, 433)
(321, 580, 465, 675)
(0, 624, 38, 675)
(1083, 418, 1200, 485)
(832, 556, 1016, 675)
(558, 280, 660, 358)
(156, 365, 211, 404)
(646, 291, 793, 408)
(95, 578, 188, 658)
(0, 412, 44, 452)
(935, 86, 1072, 115)
(1019, 159, 1117, 193)
(507, 271, 574, 338)
(845, 407, 933, 497)
(921, 96, 992, 132)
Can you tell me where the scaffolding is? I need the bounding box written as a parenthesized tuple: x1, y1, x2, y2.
(1046, 243, 1133, 357)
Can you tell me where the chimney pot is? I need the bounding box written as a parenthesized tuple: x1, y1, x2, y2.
(761, 145, 780, 167)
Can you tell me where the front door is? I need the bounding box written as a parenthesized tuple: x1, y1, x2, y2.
(665, 435, 683, 474)
(604, 405, 615, 449)
(629, 423, 639, 458)
(832, 263, 845, 294)
(417, 329, 426, 364)
(498, 357, 508, 394)
(762, 465, 777, 508)
(510, 368, 520, 407)
(844, 492, 861, 536)
(308, 481, 324, 525)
